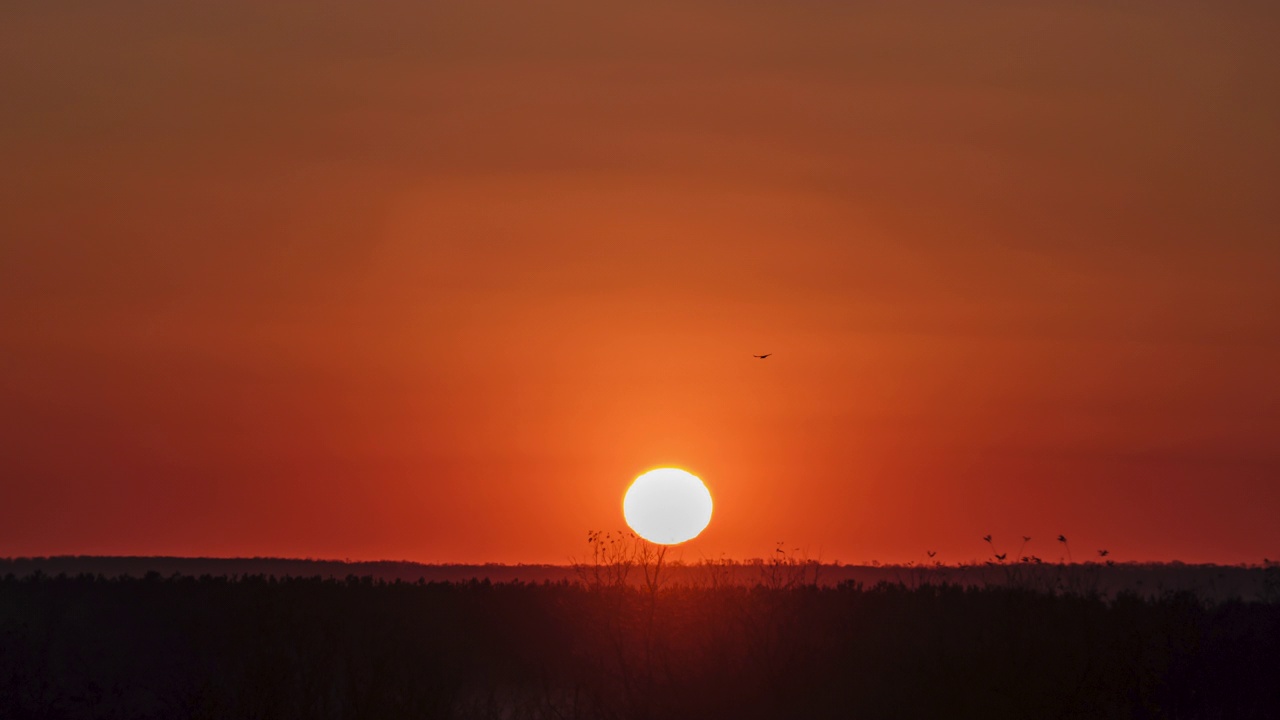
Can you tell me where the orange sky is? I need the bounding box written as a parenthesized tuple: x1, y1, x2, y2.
(2, 1, 1278, 565)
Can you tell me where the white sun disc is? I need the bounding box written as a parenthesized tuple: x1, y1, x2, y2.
(623, 468, 713, 545)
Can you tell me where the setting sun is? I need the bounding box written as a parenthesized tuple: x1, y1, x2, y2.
(623, 468, 713, 545)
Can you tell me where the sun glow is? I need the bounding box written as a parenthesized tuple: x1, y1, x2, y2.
(622, 468, 713, 545)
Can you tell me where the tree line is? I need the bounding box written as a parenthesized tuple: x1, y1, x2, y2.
(2, 571, 1277, 719)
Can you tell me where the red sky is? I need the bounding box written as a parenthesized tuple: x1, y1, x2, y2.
(2, 1, 1278, 565)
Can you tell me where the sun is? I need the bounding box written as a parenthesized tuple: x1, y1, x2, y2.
(623, 468, 713, 545)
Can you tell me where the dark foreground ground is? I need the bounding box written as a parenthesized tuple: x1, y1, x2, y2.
(2, 571, 1278, 719)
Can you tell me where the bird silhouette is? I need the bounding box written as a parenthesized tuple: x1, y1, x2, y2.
(983, 535, 992, 543)
(1098, 549, 1109, 557)
(753, 353, 773, 359)
(995, 553, 1007, 561)
(1057, 535, 1068, 543)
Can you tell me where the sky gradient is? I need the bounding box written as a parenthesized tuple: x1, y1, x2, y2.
(2, 1, 1278, 564)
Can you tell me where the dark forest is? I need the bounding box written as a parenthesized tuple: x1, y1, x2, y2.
(3, 568, 1277, 719)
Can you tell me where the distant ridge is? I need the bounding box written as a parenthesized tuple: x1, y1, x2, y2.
(0, 556, 574, 584)
(2, 556, 1275, 602)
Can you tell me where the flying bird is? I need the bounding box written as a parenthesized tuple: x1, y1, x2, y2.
(753, 353, 772, 359)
